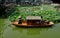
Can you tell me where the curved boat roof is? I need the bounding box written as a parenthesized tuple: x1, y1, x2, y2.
(26, 16, 42, 20)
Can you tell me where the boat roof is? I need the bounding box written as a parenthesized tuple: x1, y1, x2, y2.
(26, 16, 42, 20)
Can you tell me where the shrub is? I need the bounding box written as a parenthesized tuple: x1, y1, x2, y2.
(9, 5, 60, 23)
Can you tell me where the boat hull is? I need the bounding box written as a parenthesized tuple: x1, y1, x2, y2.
(12, 21, 54, 28)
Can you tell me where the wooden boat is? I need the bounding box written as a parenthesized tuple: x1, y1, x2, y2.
(12, 16, 54, 27)
(12, 21, 54, 27)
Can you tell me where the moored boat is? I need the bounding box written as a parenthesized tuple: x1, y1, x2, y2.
(12, 21, 54, 27)
(12, 16, 54, 27)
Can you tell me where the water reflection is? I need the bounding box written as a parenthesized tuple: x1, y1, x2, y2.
(12, 25, 53, 35)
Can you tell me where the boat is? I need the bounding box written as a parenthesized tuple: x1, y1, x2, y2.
(12, 21, 54, 27)
(12, 16, 54, 27)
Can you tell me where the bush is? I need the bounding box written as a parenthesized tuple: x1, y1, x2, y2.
(9, 5, 60, 23)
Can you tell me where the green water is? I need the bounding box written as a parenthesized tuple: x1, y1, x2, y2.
(0, 19, 60, 38)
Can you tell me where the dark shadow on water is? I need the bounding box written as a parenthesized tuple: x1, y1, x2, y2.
(15, 26, 54, 28)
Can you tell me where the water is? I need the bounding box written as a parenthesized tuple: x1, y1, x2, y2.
(0, 18, 60, 38)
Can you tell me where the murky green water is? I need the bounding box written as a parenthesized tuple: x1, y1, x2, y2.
(0, 18, 60, 38)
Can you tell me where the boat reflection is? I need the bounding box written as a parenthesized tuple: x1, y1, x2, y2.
(12, 25, 53, 35)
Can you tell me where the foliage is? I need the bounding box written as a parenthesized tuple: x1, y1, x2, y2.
(9, 5, 60, 22)
(9, 6, 20, 21)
